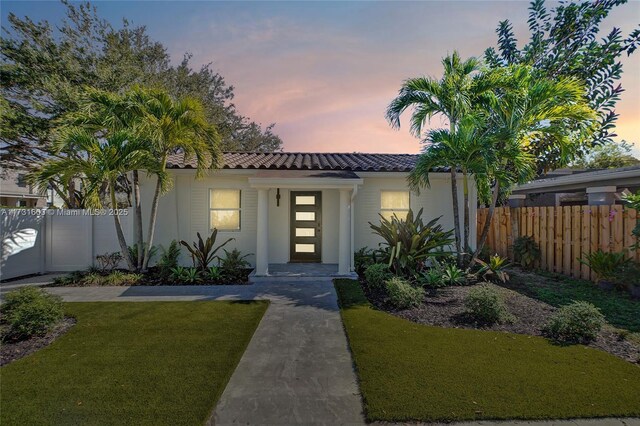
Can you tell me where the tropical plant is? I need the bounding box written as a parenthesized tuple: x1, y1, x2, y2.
(157, 240, 181, 273)
(180, 230, 234, 271)
(415, 264, 447, 289)
(544, 301, 605, 343)
(205, 266, 222, 282)
(181, 268, 201, 284)
(476, 255, 510, 283)
(127, 87, 222, 270)
(464, 284, 513, 324)
(369, 208, 454, 277)
(95, 252, 123, 272)
(441, 264, 467, 286)
(128, 244, 157, 268)
(29, 129, 162, 271)
(578, 250, 631, 283)
(386, 52, 496, 265)
(512, 236, 541, 269)
(354, 247, 378, 276)
(169, 266, 187, 283)
(385, 277, 425, 309)
(471, 66, 596, 266)
(219, 248, 252, 282)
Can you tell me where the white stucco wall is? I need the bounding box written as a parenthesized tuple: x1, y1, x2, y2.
(138, 170, 476, 268)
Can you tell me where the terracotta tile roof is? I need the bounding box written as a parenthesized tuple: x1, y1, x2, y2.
(167, 152, 429, 172)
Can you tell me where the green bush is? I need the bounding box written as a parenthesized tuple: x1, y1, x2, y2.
(103, 271, 142, 286)
(219, 248, 251, 282)
(545, 301, 605, 343)
(442, 264, 467, 286)
(386, 277, 425, 309)
(416, 266, 447, 288)
(513, 236, 541, 269)
(364, 263, 392, 290)
(157, 240, 181, 275)
(578, 250, 631, 282)
(354, 247, 377, 276)
(369, 208, 454, 276)
(2, 287, 64, 338)
(464, 284, 512, 324)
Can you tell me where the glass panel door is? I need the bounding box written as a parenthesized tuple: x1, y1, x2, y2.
(290, 191, 322, 262)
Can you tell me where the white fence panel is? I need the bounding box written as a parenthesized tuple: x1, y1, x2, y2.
(46, 212, 93, 271)
(1, 209, 46, 280)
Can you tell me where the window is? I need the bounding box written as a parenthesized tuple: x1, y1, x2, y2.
(210, 189, 241, 231)
(380, 190, 410, 221)
(16, 174, 27, 188)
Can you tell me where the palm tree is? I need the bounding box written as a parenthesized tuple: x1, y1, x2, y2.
(29, 129, 162, 271)
(386, 51, 492, 265)
(408, 116, 493, 258)
(128, 87, 221, 270)
(470, 65, 596, 265)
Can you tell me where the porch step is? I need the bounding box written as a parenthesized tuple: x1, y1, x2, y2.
(249, 264, 358, 283)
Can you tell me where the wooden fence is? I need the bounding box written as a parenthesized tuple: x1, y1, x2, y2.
(477, 205, 639, 281)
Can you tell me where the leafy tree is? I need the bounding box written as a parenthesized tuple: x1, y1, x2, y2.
(1, 1, 282, 205)
(29, 130, 162, 270)
(572, 140, 639, 169)
(484, 0, 640, 171)
(386, 52, 497, 265)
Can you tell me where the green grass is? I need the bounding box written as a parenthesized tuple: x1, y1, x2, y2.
(507, 271, 640, 332)
(334, 279, 640, 423)
(1, 301, 268, 426)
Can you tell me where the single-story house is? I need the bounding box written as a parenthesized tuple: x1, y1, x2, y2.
(509, 165, 640, 207)
(139, 152, 477, 278)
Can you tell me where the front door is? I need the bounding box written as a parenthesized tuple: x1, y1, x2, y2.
(290, 191, 322, 262)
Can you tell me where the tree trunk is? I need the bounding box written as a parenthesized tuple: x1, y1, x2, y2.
(132, 170, 143, 270)
(450, 168, 463, 267)
(142, 174, 162, 271)
(470, 179, 500, 267)
(110, 183, 135, 271)
(462, 170, 470, 265)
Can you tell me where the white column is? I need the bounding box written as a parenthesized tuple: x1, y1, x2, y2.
(256, 188, 269, 276)
(338, 188, 351, 275)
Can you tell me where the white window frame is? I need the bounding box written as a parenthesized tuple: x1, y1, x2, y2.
(380, 190, 410, 220)
(209, 189, 242, 232)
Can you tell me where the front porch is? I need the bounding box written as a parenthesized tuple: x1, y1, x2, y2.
(249, 170, 363, 279)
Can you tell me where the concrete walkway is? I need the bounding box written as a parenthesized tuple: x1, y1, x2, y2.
(44, 281, 365, 425)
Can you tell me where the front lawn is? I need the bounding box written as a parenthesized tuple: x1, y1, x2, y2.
(335, 279, 640, 423)
(506, 269, 640, 333)
(1, 301, 268, 425)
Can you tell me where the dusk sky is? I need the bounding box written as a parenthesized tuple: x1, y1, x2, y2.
(3, 1, 640, 155)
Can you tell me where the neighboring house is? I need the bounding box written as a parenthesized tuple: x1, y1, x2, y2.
(510, 165, 640, 207)
(139, 152, 476, 277)
(0, 168, 48, 208)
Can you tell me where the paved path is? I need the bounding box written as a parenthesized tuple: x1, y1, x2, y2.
(0, 273, 65, 293)
(44, 281, 365, 425)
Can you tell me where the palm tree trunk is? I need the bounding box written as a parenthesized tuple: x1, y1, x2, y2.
(132, 170, 143, 270)
(110, 183, 135, 271)
(450, 168, 463, 266)
(462, 170, 470, 265)
(142, 174, 162, 271)
(470, 179, 500, 266)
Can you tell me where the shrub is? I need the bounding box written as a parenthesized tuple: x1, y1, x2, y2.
(180, 230, 234, 270)
(578, 250, 631, 282)
(386, 277, 425, 309)
(95, 252, 123, 272)
(169, 266, 201, 284)
(219, 248, 252, 282)
(364, 263, 392, 290)
(354, 247, 377, 276)
(2, 287, 64, 338)
(205, 266, 222, 282)
(442, 264, 467, 286)
(476, 255, 510, 283)
(544, 301, 605, 343)
(157, 240, 181, 272)
(369, 208, 454, 277)
(416, 266, 447, 289)
(128, 244, 157, 266)
(104, 271, 142, 286)
(513, 236, 541, 269)
(464, 284, 512, 324)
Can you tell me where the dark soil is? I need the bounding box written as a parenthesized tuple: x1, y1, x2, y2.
(1, 317, 76, 366)
(362, 278, 640, 365)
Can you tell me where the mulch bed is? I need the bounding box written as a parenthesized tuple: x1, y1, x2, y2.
(1, 317, 76, 366)
(362, 279, 640, 364)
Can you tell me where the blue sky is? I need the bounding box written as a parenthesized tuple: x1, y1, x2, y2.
(2, 1, 639, 154)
